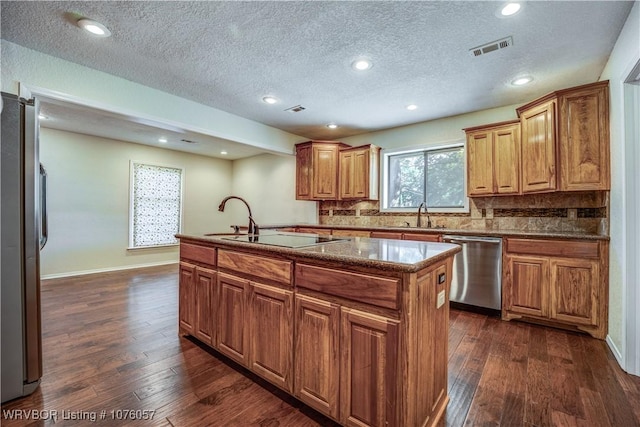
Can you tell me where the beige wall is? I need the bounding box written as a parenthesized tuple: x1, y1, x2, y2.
(600, 1, 640, 374)
(230, 153, 317, 226)
(39, 128, 235, 278)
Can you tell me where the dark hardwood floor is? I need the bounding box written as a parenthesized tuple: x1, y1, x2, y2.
(2, 265, 639, 426)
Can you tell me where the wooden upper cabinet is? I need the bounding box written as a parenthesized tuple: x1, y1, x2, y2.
(295, 141, 348, 200)
(465, 120, 520, 196)
(515, 80, 610, 194)
(519, 99, 557, 193)
(339, 144, 380, 200)
(558, 82, 610, 191)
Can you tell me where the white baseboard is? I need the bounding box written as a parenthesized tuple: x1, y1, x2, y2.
(41, 260, 179, 280)
(606, 334, 625, 369)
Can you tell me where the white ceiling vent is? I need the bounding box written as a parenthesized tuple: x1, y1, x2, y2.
(285, 105, 306, 113)
(469, 36, 513, 57)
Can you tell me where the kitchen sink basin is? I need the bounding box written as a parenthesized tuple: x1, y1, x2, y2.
(204, 232, 248, 236)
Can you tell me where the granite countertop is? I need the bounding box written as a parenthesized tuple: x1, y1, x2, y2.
(262, 223, 609, 241)
(176, 230, 461, 273)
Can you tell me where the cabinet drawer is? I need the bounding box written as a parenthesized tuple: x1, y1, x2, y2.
(181, 243, 216, 265)
(331, 229, 371, 238)
(218, 250, 292, 285)
(506, 238, 599, 259)
(295, 264, 399, 310)
(403, 233, 441, 242)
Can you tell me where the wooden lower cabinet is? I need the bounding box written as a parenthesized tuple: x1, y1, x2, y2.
(504, 255, 549, 318)
(178, 262, 196, 335)
(550, 258, 599, 326)
(294, 295, 340, 419)
(194, 266, 217, 345)
(217, 272, 249, 366)
(249, 282, 293, 392)
(340, 308, 399, 427)
(503, 238, 606, 338)
(403, 233, 441, 242)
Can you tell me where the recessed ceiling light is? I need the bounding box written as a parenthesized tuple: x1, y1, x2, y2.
(220, 151, 228, 155)
(262, 96, 278, 104)
(511, 75, 533, 86)
(326, 124, 338, 129)
(77, 18, 111, 37)
(351, 59, 372, 71)
(406, 104, 418, 111)
(158, 137, 167, 143)
(498, 2, 522, 17)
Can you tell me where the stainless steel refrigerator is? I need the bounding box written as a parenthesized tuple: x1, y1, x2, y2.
(1, 92, 47, 402)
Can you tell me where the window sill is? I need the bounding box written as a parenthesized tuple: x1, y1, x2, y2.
(127, 243, 179, 251)
(379, 207, 470, 214)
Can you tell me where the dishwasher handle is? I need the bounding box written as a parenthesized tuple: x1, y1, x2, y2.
(442, 235, 502, 244)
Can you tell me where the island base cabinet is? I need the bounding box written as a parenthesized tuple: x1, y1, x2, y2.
(340, 308, 399, 427)
(294, 295, 340, 419)
(249, 283, 293, 392)
(217, 273, 249, 367)
(194, 267, 217, 346)
(178, 262, 196, 335)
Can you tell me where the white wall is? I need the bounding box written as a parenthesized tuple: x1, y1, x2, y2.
(1, 41, 303, 154)
(230, 154, 317, 226)
(40, 128, 235, 278)
(599, 1, 640, 375)
(341, 104, 519, 149)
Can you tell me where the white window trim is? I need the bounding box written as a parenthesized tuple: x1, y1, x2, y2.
(128, 160, 185, 250)
(380, 140, 469, 213)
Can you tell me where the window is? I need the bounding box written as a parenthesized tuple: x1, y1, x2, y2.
(381, 143, 467, 212)
(129, 162, 183, 248)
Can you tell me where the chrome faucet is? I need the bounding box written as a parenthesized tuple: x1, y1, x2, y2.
(417, 202, 432, 228)
(217, 196, 259, 235)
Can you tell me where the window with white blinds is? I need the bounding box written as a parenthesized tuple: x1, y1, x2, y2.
(129, 162, 183, 248)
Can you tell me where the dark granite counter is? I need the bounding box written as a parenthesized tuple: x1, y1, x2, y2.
(261, 223, 609, 241)
(176, 230, 461, 273)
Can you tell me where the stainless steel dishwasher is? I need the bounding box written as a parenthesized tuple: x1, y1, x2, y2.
(442, 235, 502, 311)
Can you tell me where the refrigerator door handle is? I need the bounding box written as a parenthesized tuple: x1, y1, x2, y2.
(39, 164, 47, 250)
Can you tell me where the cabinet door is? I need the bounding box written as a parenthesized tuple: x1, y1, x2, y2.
(296, 144, 313, 200)
(504, 255, 549, 318)
(352, 149, 370, 198)
(313, 145, 339, 199)
(493, 125, 520, 195)
(550, 258, 599, 326)
(340, 308, 399, 427)
(559, 84, 610, 191)
(294, 295, 340, 419)
(178, 262, 196, 335)
(248, 283, 293, 392)
(467, 130, 494, 196)
(340, 150, 355, 199)
(217, 273, 249, 366)
(520, 100, 557, 193)
(194, 267, 216, 346)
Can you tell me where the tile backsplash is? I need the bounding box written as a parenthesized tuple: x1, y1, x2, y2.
(319, 191, 609, 235)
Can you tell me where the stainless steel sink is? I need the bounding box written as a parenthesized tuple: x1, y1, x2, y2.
(204, 232, 248, 236)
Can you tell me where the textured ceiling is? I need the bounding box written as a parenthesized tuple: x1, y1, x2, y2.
(0, 1, 634, 157)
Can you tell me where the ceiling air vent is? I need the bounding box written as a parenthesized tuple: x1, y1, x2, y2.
(285, 105, 306, 113)
(469, 36, 513, 57)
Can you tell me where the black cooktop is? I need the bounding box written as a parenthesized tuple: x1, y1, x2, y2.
(220, 233, 348, 248)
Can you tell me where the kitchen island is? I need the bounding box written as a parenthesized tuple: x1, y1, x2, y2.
(176, 230, 461, 427)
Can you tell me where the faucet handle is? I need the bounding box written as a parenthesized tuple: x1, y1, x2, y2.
(230, 225, 241, 234)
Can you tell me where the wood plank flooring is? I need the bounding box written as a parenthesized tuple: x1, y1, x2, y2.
(1, 265, 639, 426)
